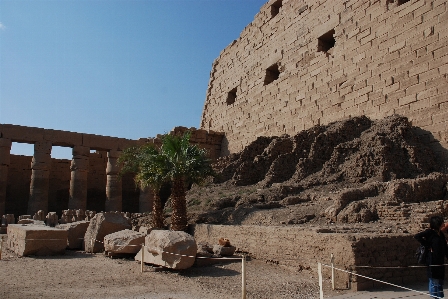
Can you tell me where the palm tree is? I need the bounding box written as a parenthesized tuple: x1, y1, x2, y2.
(118, 144, 167, 229)
(160, 132, 214, 231)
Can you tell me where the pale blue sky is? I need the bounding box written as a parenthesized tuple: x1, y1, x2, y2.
(0, 0, 267, 158)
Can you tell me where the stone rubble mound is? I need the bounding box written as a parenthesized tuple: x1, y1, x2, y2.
(214, 115, 440, 187)
(203, 115, 448, 226)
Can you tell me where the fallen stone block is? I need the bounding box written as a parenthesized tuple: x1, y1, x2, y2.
(7, 224, 68, 256)
(135, 230, 197, 270)
(57, 221, 90, 249)
(17, 219, 45, 225)
(138, 226, 152, 235)
(213, 244, 236, 256)
(84, 212, 131, 253)
(46, 212, 58, 227)
(104, 229, 145, 255)
(33, 210, 45, 221)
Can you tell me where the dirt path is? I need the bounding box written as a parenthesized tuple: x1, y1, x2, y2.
(0, 239, 349, 299)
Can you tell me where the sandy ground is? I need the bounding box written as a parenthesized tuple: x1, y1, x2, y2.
(0, 235, 350, 299)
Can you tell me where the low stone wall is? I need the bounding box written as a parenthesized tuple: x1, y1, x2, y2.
(191, 224, 427, 291)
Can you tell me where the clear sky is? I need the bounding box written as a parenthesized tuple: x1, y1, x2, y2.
(0, 0, 267, 158)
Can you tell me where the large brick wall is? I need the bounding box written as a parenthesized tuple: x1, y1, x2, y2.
(192, 224, 428, 291)
(200, 0, 448, 162)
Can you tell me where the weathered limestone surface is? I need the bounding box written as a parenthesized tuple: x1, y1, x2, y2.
(84, 212, 131, 253)
(200, 0, 448, 163)
(213, 244, 236, 256)
(192, 224, 425, 291)
(104, 229, 145, 254)
(135, 230, 197, 270)
(17, 219, 45, 225)
(57, 221, 90, 249)
(7, 224, 68, 256)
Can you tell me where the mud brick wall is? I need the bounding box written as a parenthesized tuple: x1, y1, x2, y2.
(200, 0, 448, 162)
(192, 224, 428, 291)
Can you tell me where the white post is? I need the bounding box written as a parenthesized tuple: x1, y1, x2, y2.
(0, 236, 3, 260)
(242, 254, 246, 299)
(318, 262, 324, 299)
(91, 239, 94, 254)
(141, 244, 145, 273)
(331, 253, 335, 290)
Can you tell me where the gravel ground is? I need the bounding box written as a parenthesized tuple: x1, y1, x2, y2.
(0, 239, 350, 299)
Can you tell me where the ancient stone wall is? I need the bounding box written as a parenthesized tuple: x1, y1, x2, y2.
(192, 224, 428, 291)
(6, 155, 32, 217)
(0, 124, 224, 218)
(200, 0, 448, 162)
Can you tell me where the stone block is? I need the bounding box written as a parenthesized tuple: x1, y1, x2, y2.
(84, 212, 131, 253)
(104, 229, 145, 254)
(57, 221, 90, 249)
(0, 124, 44, 143)
(135, 230, 197, 270)
(213, 244, 236, 256)
(46, 212, 58, 227)
(43, 129, 82, 147)
(17, 219, 45, 225)
(7, 224, 68, 256)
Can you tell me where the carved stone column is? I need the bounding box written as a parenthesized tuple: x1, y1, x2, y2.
(28, 141, 52, 215)
(0, 138, 12, 217)
(68, 146, 89, 210)
(105, 149, 122, 212)
(139, 186, 153, 213)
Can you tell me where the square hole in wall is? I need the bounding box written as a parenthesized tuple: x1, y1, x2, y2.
(226, 87, 237, 105)
(317, 29, 335, 54)
(397, 0, 410, 5)
(270, 0, 283, 18)
(264, 63, 280, 85)
(387, 0, 410, 9)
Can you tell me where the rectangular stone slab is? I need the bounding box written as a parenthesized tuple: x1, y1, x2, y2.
(7, 224, 68, 256)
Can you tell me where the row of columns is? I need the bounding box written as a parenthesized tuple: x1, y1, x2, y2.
(0, 138, 144, 217)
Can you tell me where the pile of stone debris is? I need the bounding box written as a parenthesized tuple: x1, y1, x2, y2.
(187, 115, 448, 229)
(1, 209, 237, 271)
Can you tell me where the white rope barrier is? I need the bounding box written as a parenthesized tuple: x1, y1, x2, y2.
(321, 263, 442, 299)
(4, 235, 443, 299)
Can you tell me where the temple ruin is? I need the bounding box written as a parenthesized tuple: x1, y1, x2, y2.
(0, 124, 223, 217)
(200, 0, 448, 162)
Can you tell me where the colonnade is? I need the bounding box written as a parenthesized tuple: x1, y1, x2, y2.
(0, 137, 151, 217)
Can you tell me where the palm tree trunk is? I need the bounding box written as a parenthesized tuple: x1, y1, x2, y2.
(151, 189, 164, 229)
(170, 177, 187, 231)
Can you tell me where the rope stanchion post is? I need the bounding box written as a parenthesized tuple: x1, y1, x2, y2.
(0, 236, 3, 260)
(241, 254, 246, 299)
(318, 262, 323, 299)
(141, 244, 145, 273)
(331, 253, 335, 290)
(91, 239, 94, 254)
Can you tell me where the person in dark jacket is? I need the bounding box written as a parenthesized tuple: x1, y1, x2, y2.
(415, 215, 448, 298)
